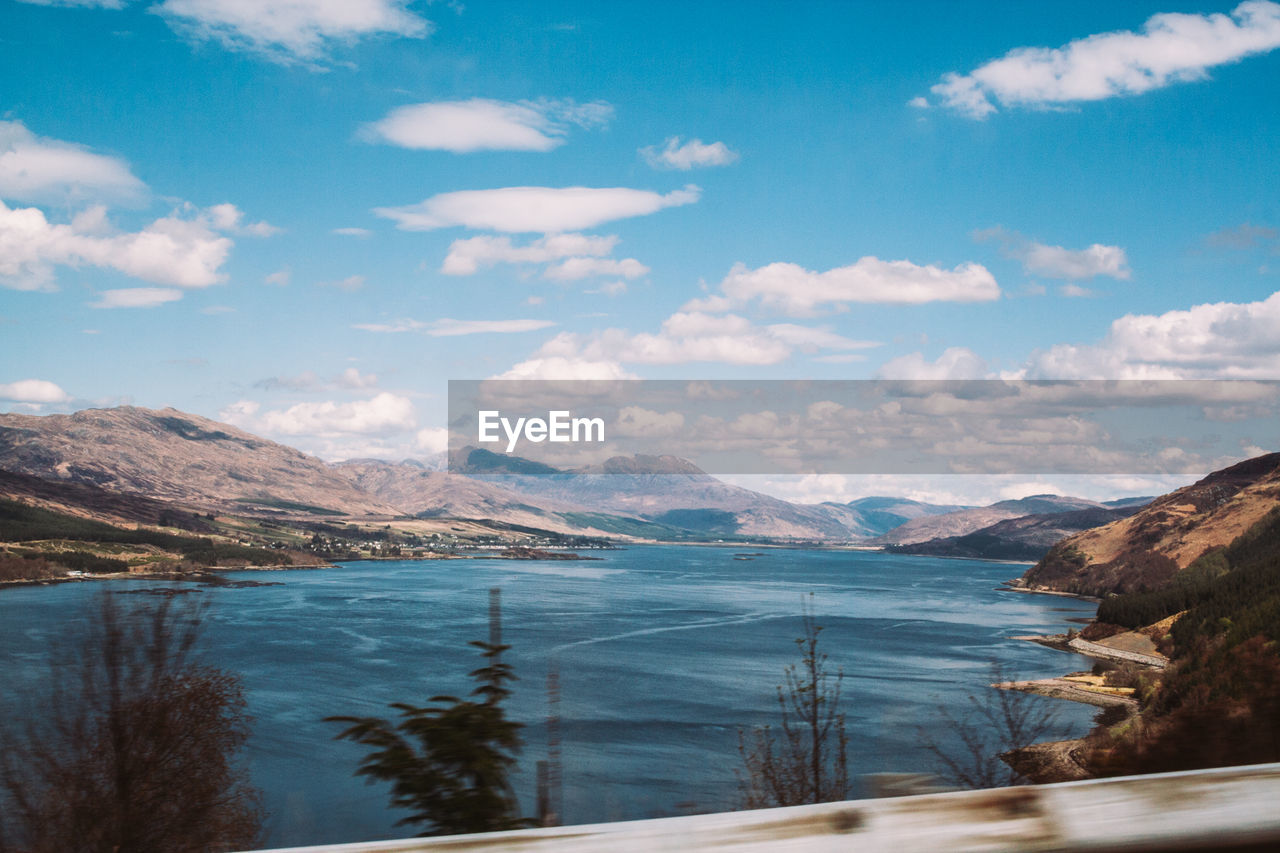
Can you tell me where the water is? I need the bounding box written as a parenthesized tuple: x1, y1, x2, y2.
(0, 546, 1100, 847)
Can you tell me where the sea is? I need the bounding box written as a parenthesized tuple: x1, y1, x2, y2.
(0, 545, 1101, 848)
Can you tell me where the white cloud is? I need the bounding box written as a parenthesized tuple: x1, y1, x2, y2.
(929, 1, 1280, 118)
(907, 96, 930, 109)
(0, 120, 145, 205)
(255, 367, 378, 391)
(441, 232, 618, 275)
(415, 426, 448, 454)
(317, 274, 365, 291)
(765, 323, 880, 353)
(586, 280, 628, 296)
(264, 268, 291, 286)
(89, 287, 185, 309)
(332, 227, 372, 237)
(1022, 289, 1280, 379)
(0, 378, 70, 403)
(218, 399, 260, 422)
(352, 318, 426, 333)
(639, 137, 739, 170)
(0, 201, 236, 292)
(425, 318, 556, 336)
(542, 256, 649, 281)
(258, 392, 416, 436)
(153, 0, 431, 64)
(976, 226, 1129, 280)
(688, 257, 999, 317)
(493, 356, 636, 380)
(812, 353, 868, 364)
(1060, 284, 1095, 298)
(876, 347, 990, 379)
(374, 185, 700, 233)
(205, 202, 280, 236)
(364, 98, 612, 153)
(352, 317, 555, 336)
(614, 406, 684, 438)
(514, 312, 880, 371)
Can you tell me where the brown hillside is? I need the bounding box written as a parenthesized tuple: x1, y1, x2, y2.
(1021, 453, 1280, 595)
(0, 407, 400, 517)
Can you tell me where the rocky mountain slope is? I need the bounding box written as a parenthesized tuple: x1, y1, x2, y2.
(0, 407, 400, 517)
(451, 448, 874, 540)
(1, 405, 1174, 547)
(332, 458, 627, 535)
(1020, 452, 1280, 595)
(888, 505, 1146, 562)
(871, 495, 1109, 546)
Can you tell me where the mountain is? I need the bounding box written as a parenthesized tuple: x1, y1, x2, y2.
(821, 497, 972, 539)
(871, 495, 1107, 546)
(1020, 452, 1280, 596)
(0, 407, 400, 517)
(0, 467, 214, 533)
(457, 451, 873, 540)
(887, 505, 1146, 562)
(332, 459, 616, 534)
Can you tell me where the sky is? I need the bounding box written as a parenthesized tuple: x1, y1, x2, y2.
(1, 0, 1279, 502)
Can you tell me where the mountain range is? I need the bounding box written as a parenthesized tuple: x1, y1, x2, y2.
(1021, 452, 1280, 596)
(0, 405, 1163, 551)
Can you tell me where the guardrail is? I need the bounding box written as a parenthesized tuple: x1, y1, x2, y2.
(249, 761, 1280, 853)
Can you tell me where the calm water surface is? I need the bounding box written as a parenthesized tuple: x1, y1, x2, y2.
(0, 546, 1100, 847)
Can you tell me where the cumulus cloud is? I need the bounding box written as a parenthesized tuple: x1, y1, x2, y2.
(441, 233, 618, 275)
(765, 324, 880, 353)
(205, 202, 280, 236)
(352, 317, 555, 336)
(542, 256, 649, 281)
(424, 318, 556, 336)
(257, 392, 416, 436)
(614, 406, 684, 438)
(351, 318, 426, 333)
(153, 0, 431, 64)
(415, 426, 448, 454)
(0, 200, 247, 293)
(374, 185, 700, 233)
(876, 347, 990, 379)
(364, 98, 612, 153)
(685, 257, 999, 317)
(1021, 289, 1280, 378)
(0, 378, 70, 403)
(254, 367, 378, 392)
(639, 137, 739, 170)
(90, 287, 184, 309)
(505, 312, 881, 376)
(0, 120, 145, 205)
(976, 226, 1130, 280)
(492, 356, 637, 380)
(927, 1, 1280, 118)
(317, 274, 365, 291)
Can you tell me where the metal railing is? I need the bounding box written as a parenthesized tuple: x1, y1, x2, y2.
(249, 761, 1280, 852)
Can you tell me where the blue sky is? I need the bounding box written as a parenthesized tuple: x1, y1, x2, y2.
(2, 0, 1279, 492)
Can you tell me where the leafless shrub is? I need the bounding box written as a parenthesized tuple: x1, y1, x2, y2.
(0, 591, 262, 853)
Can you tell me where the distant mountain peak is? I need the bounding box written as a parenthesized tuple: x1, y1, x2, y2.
(592, 455, 707, 476)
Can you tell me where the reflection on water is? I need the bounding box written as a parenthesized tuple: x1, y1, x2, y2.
(0, 546, 1099, 847)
